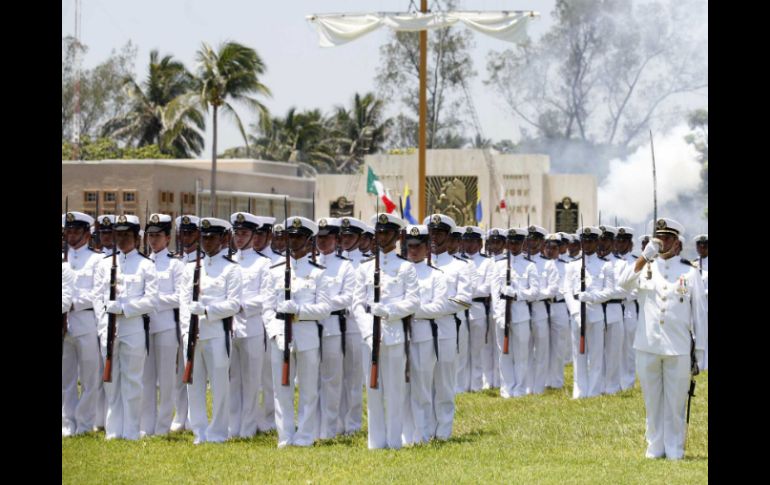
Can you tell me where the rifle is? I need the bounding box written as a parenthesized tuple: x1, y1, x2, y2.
(579, 214, 587, 355)
(182, 234, 202, 384)
(102, 236, 119, 382)
(647, 130, 657, 280)
(370, 198, 382, 389)
(62, 196, 69, 354)
(503, 212, 512, 355)
(281, 197, 292, 386)
(685, 330, 700, 451)
(143, 201, 149, 255)
(176, 195, 183, 255)
(398, 195, 411, 383)
(311, 192, 317, 264)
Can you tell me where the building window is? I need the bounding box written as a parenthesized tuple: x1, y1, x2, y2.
(124, 210, 135, 216)
(169, 192, 174, 203)
(123, 191, 136, 202)
(190, 194, 195, 205)
(161, 191, 166, 203)
(84, 191, 97, 203)
(183, 193, 188, 204)
(104, 192, 116, 202)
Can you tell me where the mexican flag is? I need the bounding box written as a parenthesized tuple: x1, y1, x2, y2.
(366, 166, 396, 214)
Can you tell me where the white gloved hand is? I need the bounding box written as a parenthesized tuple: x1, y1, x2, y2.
(274, 334, 286, 351)
(371, 303, 390, 319)
(105, 300, 123, 315)
(501, 285, 518, 300)
(188, 301, 206, 316)
(577, 291, 593, 303)
(642, 239, 661, 261)
(277, 300, 299, 315)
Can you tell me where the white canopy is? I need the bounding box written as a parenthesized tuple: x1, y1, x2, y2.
(306, 11, 539, 48)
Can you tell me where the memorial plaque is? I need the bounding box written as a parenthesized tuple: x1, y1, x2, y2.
(426, 176, 478, 226)
(330, 196, 354, 217)
(555, 197, 579, 233)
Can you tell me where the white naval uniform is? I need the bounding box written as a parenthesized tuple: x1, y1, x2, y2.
(429, 251, 472, 438)
(256, 247, 284, 431)
(621, 252, 641, 390)
(94, 247, 116, 430)
(563, 254, 616, 398)
(466, 252, 494, 391)
(402, 260, 448, 446)
(180, 249, 241, 444)
(229, 248, 272, 438)
(453, 254, 477, 393)
(62, 246, 103, 436)
(619, 256, 706, 460)
(694, 256, 708, 370)
(316, 252, 356, 439)
(338, 248, 365, 434)
(603, 254, 628, 395)
(264, 254, 330, 448)
(491, 254, 539, 398)
(95, 249, 158, 440)
(140, 248, 185, 436)
(527, 254, 559, 395)
(170, 250, 205, 432)
(483, 251, 504, 389)
(353, 248, 419, 449)
(545, 257, 570, 389)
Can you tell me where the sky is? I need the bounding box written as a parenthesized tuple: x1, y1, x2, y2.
(62, 0, 558, 153)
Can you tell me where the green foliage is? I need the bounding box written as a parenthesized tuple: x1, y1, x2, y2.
(62, 136, 170, 160)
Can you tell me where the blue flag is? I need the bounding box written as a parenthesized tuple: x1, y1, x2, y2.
(403, 184, 417, 224)
(475, 196, 483, 225)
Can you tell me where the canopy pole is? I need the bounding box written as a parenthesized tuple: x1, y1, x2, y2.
(418, 0, 428, 222)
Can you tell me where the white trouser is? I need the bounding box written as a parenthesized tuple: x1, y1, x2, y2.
(338, 331, 364, 434)
(455, 317, 470, 393)
(62, 331, 100, 436)
(497, 321, 530, 398)
(563, 315, 573, 365)
(547, 303, 570, 388)
(170, 342, 189, 431)
(102, 332, 146, 440)
(187, 336, 230, 443)
(527, 317, 550, 395)
(402, 340, 437, 446)
(621, 307, 638, 390)
(431, 338, 458, 440)
(319, 335, 344, 439)
(363, 340, 406, 449)
(229, 336, 264, 438)
(95, 346, 106, 429)
(140, 329, 178, 436)
(636, 350, 691, 460)
(270, 341, 320, 447)
(604, 319, 624, 395)
(258, 336, 275, 431)
(468, 318, 487, 391)
(571, 316, 604, 398)
(482, 317, 500, 388)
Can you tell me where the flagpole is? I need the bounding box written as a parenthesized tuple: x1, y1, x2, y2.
(418, 0, 428, 223)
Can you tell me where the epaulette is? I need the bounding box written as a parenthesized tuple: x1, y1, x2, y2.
(396, 253, 409, 261)
(255, 250, 269, 259)
(452, 255, 469, 263)
(613, 253, 624, 259)
(680, 258, 696, 267)
(103, 251, 118, 259)
(597, 255, 608, 261)
(336, 254, 352, 261)
(523, 256, 534, 263)
(427, 263, 443, 272)
(139, 252, 152, 260)
(270, 261, 286, 269)
(223, 255, 238, 264)
(558, 258, 568, 263)
(362, 253, 373, 258)
(167, 251, 177, 258)
(309, 260, 326, 270)
(539, 255, 551, 261)
(632, 254, 639, 259)
(480, 252, 490, 258)
(88, 247, 101, 253)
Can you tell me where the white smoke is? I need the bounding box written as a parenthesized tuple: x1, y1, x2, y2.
(598, 124, 702, 226)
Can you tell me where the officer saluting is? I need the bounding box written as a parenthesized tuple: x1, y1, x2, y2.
(618, 218, 706, 460)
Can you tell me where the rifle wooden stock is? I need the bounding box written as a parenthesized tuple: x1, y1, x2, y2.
(103, 249, 118, 382)
(182, 243, 202, 384)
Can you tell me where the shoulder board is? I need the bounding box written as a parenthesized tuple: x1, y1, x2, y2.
(539, 255, 550, 261)
(597, 255, 608, 261)
(523, 256, 534, 263)
(396, 253, 409, 261)
(362, 253, 373, 258)
(571, 256, 581, 262)
(428, 263, 443, 272)
(255, 250, 269, 259)
(558, 258, 568, 263)
(680, 258, 696, 267)
(270, 261, 286, 269)
(361, 256, 375, 264)
(613, 254, 623, 259)
(336, 254, 351, 261)
(309, 260, 326, 270)
(88, 247, 101, 253)
(632, 254, 640, 259)
(166, 251, 177, 258)
(103, 252, 116, 259)
(223, 255, 237, 264)
(139, 252, 152, 260)
(452, 255, 469, 263)
(480, 252, 490, 258)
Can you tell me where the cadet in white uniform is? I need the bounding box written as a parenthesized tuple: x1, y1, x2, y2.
(62, 212, 103, 436)
(264, 217, 330, 448)
(140, 214, 185, 437)
(336, 217, 367, 434)
(563, 226, 616, 398)
(543, 234, 570, 389)
(483, 228, 506, 389)
(228, 212, 272, 438)
(693, 234, 708, 370)
(462, 226, 494, 392)
(180, 217, 241, 444)
(524, 225, 558, 395)
(615, 227, 639, 390)
(401, 225, 449, 445)
(94, 215, 158, 440)
(492, 228, 540, 398)
(354, 213, 419, 449)
(597, 225, 625, 395)
(448, 226, 475, 393)
(314, 217, 356, 439)
(94, 214, 117, 431)
(169, 215, 204, 433)
(619, 218, 706, 460)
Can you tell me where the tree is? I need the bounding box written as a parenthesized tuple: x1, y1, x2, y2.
(62, 136, 171, 160)
(684, 108, 707, 193)
(485, 0, 707, 148)
(376, 0, 475, 149)
(187, 42, 271, 213)
(62, 37, 137, 142)
(101, 50, 204, 158)
(328, 92, 392, 173)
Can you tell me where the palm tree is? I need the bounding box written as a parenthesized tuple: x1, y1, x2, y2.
(102, 50, 204, 158)
(252, 108, 336, 172)
(192, 42, 271, 214)
(329, 92, 391, 173)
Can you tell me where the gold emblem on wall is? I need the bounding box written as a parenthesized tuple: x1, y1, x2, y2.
(426, 176, 478, 226)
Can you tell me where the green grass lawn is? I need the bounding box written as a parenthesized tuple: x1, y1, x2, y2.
(62, 366, 708, 484)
